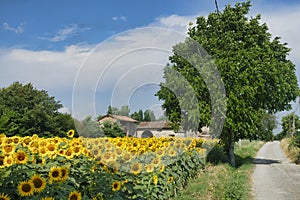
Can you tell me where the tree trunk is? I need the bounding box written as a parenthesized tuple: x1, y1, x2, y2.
(227, 130, 236, 167)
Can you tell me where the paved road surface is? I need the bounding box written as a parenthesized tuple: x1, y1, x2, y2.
(252, 141, 300, 200)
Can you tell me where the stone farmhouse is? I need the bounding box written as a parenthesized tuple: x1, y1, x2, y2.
(98, 114, 209, 138)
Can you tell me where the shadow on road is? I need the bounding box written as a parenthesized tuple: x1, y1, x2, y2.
(252, 158, 281, 165)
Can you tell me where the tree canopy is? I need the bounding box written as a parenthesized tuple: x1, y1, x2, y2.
(156, 1, 299, 166)
(278, 113, 300, 139)
(0, 82, 75, 137)
(106, 105, 130, 117)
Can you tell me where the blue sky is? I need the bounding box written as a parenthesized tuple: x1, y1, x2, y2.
(1, 0, 300, 133)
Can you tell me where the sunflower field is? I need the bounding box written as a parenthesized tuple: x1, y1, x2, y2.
(0, 130, 220, 200)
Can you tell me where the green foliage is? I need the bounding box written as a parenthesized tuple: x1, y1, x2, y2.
(290, 135, 300, 149)
(75, 116, 103, 138)
(256, 110, 277, 141)
(173, 140, 264, 200)
(223, 171, 246, 200)
(206, 145, 227, 164)
(100, 121, 125, 138)
(131, 109, 156, 122)
(279, 113, 300, 138)
(156, 1, 299, 166)
(131, 109, 144, 121)
(0, 82, 75, 137)
(107, 105, 130, 117)
(143, 109, 155, 122)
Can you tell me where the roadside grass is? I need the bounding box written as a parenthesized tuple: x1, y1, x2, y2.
(172, 140, 264, 200)
(280, 138, 300, 164)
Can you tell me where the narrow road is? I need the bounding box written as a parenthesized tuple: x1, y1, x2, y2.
(252, 141, 300, 200)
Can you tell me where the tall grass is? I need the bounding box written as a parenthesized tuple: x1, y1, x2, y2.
(172, 140, 264, 200)
(280, 138, 300, 164)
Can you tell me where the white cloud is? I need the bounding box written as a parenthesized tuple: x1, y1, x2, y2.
(0, 27, 186, 119)
(3, 22, 24, 34)
(257, 6, 300, 133)
(40, 24, 90, 42)
(1, 5, 300, 120)
(120, 16, 126, 22)
(58, 106, 71, 114)
(112, 16, 127, 22)
(259, 5, 300, 62)
(149, 14, 201, 34)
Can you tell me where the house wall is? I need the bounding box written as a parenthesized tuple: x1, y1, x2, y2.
(136, 129, 185, 138)
(99, 116, 136, 136)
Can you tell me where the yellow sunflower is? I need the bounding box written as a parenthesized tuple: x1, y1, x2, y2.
(115, 148, 123, 156)
(46, 143, 57, 153)
(12, 136, 20, 145)
(67, 130, 75, 138)
(2, 144, 15, 154)
(17, 180, 34, 197)
(167, 176, 174, 183)
(153, 175, 158, 185)
(130, 162, 142, 175)
(156, 149, 165, 157)
(151, 157, 161, 167)
(111, 181, 121, 192)
(0, 192, 11, 200)
(64, 148, 74, 159)
(159, 164, 165, 172)
(14, 150, 28, 164)
(38, 146, 48, 157)
(60, 166, 70, 182)
(144, 164, 154, 173)
(41, 197, 55, 200)
(68, 190, 82, 200)
(168, 148, 177, 157)
(21, 137, 32, 147)
(29, 140, 39, 149)
(29, 174, 46, 193)
(3, 155, 14, 167)
(122, 152, 132, 162)
(49, 167, 62, 183)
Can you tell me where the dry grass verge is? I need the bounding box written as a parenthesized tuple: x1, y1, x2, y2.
(280, 138, 300, 164)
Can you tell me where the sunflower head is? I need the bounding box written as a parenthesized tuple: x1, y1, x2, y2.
(67, 130, 75, 138)
(30, 174, 46, 193)
(159, 164, 165, 172)
(49, 167, 62, 183)
(151, 157, 161, 167)
(153, 175, 158, 185)
(17, 180, 34, 197)
(41, 198, 55, 200)
(14, 150, 28, 164)
(65, 148, 74, 159)
(3, 156, 14, 167)
(0, 192, 11, 200)
(144, 164, 154, 173)
(111, 181, 121, 192)
(130, 162, 142, 175)
(60, 166, 70, 181)
(68, 190, 82, 200)
(2, 144, 14, 154)
(168, 176, 174, 183)
(168, 148, 177, 157)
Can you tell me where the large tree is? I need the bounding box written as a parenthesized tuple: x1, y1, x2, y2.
(156, 1, 299, 166)
(0, 82, 75, 137)
(280, 113, 300, 138)
(106, 105, 130, 117)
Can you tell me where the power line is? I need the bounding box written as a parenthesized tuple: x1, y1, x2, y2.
(214, 0, 220, 14)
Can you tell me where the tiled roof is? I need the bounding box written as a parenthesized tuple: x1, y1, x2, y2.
(99, 114, 138, 123)
(136, 121, 171, 129)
